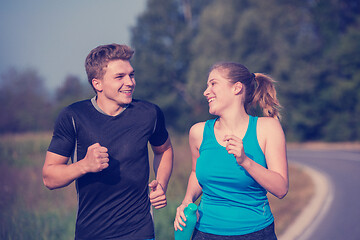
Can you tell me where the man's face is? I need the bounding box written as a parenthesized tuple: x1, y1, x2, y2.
(95, 59, 136, 108)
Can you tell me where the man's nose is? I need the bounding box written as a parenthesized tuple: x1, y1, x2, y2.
(124, 75, 135, 86)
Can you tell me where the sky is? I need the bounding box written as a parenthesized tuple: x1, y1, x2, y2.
(0, 0, 147, 91)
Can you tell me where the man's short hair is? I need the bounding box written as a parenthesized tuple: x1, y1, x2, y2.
(85, 44, 134, 91)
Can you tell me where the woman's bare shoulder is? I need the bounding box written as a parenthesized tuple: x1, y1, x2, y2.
(189, 122, 206, 137)
(257, 116, 284, 137)
(257, 116, 281, 127)
(190, 121, 206, 131)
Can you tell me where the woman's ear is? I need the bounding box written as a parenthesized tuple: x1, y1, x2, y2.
(233, 82, 243, 95)
(92, 78, 102, 92)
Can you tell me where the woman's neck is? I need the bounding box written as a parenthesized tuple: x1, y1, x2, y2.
(217, 108, 249, 135)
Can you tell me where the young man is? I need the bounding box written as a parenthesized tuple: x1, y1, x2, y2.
(43, 44, 173, 240)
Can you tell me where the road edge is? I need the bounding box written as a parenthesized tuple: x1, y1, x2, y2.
(278, 162, 334, 240)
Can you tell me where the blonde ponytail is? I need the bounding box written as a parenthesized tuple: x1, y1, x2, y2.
(251, 73, 281, 119)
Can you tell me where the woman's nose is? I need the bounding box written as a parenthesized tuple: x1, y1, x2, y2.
(203, 87, 209, 96)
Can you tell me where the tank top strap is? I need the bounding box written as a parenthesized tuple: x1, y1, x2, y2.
(243, 115, 257, 141)
(199, 118, 218, 151)
(203, 118, 217, 140)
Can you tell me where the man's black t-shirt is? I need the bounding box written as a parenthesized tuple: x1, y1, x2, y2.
(48, 98, 168, 240)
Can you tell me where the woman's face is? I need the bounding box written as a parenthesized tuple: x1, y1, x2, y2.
(203, 69, 236, 115)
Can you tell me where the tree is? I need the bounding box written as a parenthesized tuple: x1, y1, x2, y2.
(55, 75, 93, 107)
(186, 0, 360, 141)
(0, 68, 52, 133)
(130, 0, 360, 141)
(319, 16, 360, 141)
(131, 0, 213, 131)
(186, 0, 323, 140)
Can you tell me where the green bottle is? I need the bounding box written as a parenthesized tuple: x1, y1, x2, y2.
(174, 203, 198, 240)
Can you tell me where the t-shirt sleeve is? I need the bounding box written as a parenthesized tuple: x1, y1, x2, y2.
(149, 105, 169, 147)
(48, 107, 76, 157)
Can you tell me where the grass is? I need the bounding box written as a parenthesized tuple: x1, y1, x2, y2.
(0, 132, 316, 239)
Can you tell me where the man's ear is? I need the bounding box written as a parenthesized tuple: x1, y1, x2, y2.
(92, 78, 102, 92)
(233, 82, 243, 95)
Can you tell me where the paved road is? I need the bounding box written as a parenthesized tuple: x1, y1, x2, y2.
(287, 149, 360, 240)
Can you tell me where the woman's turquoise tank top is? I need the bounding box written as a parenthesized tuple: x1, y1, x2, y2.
(195, 116, 274, 235)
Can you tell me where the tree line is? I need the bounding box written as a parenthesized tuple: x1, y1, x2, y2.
(131, 0, 360, 141)
(1, 0, 359, 142)
(0, 68, 93, 134)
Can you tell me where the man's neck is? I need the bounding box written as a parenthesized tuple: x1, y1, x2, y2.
(91, 96, 128, 116)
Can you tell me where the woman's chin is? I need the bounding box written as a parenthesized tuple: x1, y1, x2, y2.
(208, 108, 217, 116)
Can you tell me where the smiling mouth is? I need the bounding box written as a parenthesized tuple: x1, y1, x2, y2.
(120, 90, 133, 95)
(208, 97, 215, 103)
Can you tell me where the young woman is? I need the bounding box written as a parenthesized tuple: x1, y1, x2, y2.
(174, 62, 288, 240)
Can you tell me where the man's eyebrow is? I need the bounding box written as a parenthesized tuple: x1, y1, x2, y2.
(114, 70, 135, 77)
(114, 73, 125, 77)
